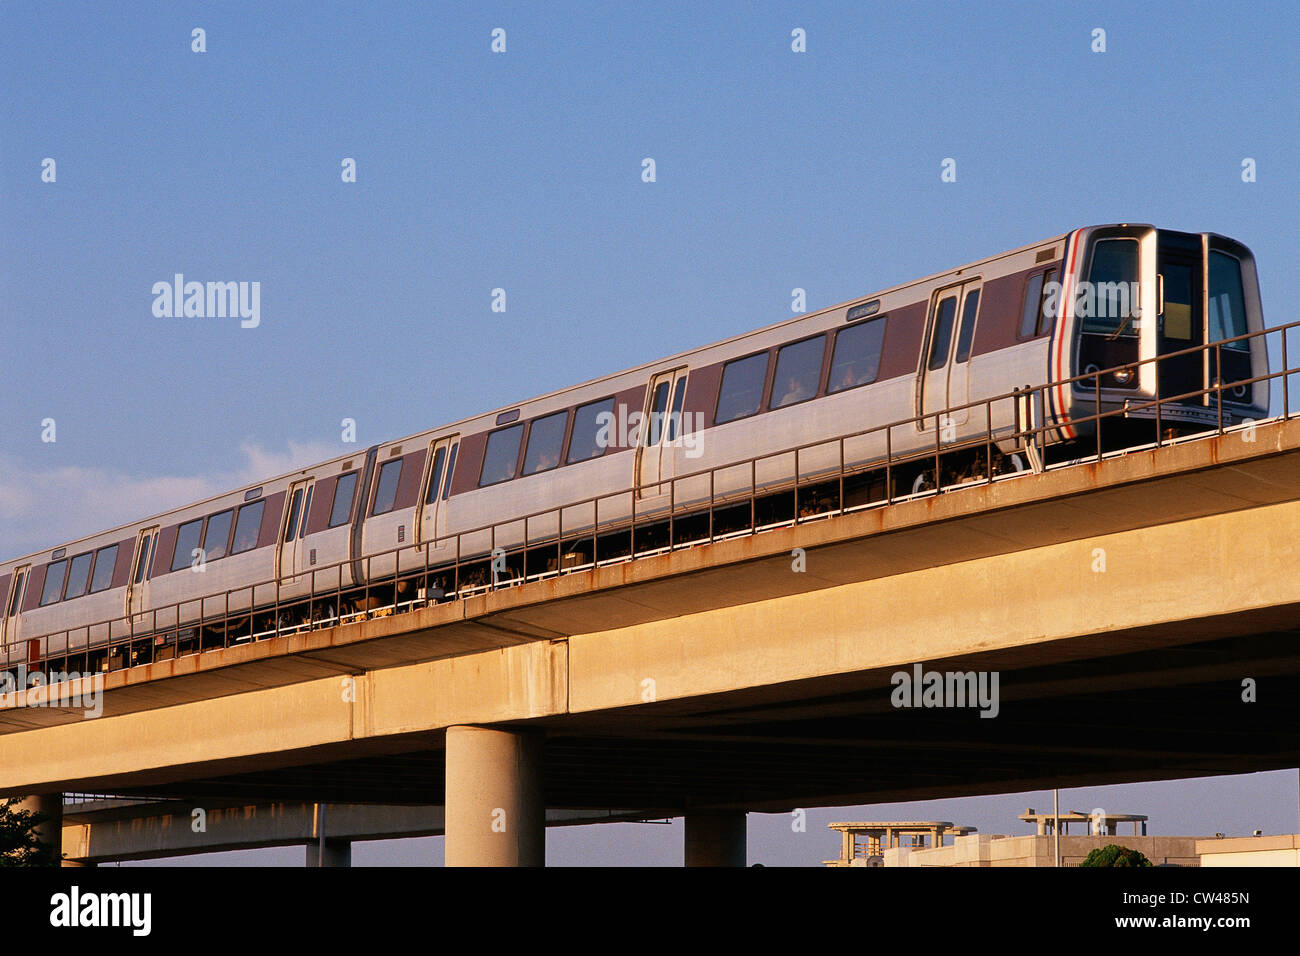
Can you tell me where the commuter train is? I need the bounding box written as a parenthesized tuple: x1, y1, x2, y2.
(0, 223, 1269, 672)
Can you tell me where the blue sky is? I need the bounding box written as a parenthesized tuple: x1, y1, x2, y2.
(3, 1, 1298, 864)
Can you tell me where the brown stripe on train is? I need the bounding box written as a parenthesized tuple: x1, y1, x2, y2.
(22, 564, 46, 612)
(392, 447, 428, 511)
(109, 538, 134, 590)
(304, 475, 337, 536)
(255, 491, 287, 550)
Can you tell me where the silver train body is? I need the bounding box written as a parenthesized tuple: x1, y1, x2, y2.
(1, 224, 1269, 667)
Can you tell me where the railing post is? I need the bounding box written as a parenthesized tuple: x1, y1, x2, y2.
(885, 426, 893, 504)
(1216, 343, 1224, 434)
(1095, 372, 1102, 462)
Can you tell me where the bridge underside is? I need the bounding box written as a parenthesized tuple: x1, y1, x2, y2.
(90, 622, 1300, 812)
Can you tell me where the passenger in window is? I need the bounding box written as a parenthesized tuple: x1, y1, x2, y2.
(835, 365, 859, 390)
(778, 375, 812, 407)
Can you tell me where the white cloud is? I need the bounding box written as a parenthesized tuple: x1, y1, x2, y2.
(0, 440, 341, 560)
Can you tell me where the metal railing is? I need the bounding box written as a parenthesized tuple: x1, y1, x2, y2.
(7, 321, 1295, 682)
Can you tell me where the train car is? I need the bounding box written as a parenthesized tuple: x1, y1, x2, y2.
(0, 223, 1269, 673)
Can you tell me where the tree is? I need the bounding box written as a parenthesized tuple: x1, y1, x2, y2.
(1079, 844, 1153, 868)
(0, 797, 59, 866)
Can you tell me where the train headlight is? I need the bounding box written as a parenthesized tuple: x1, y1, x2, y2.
(1113, 368, 1134, 385)
(1232, 384, 1248, 400)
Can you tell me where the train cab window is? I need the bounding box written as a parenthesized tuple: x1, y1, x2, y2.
(955, 290, 980, 363)
(479, 425, 523, 486)
(714, 353, 769, 424)
(522, 411, 568, 475)
(371, 460, 404, 514)
(567, 398, 615, 463)
(1019, 273, 1045, 338)
(1083, 239, 1137, 335)
(172, 519, 203, 572)
(63, 552, 93, 600)
(769, 336, 825, 409)
(1210, 252, 1249, 349)
(89, 544, 118, 593)
(204, 509, 234, 561)
(332, 472, 359, 525)
(40, 560, 67, 605)
(827, 318, 886, 393)
(231, 500, 265, 554)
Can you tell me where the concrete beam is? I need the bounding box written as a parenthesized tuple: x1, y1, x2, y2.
(59, 800, 646, 864)
(684, 811, 746, 866)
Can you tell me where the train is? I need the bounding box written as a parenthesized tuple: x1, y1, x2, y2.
(1, 223, 1269, 673)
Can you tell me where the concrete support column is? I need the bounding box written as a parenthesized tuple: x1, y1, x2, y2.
(306, 839, 352, 867)
(684, 810, 747, 867)
(444, 725, 544, 867)
(17, 794, 63, 865)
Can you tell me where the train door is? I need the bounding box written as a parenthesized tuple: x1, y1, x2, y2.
(918, 281, 979, 430)
(2, 566, 29, 650)
(278, 479, 314, 585)
(946, 284, 982, 427)
(417, 435, 459, 546)
(126, 529, 157, 622)
(636, 367, 688, 499)
(1156, 238, 1205, 401)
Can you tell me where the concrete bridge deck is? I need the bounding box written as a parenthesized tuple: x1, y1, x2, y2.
(5, 416, 1300, 862)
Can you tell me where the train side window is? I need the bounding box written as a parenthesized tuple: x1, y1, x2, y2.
(644, 380, 671, 446)
(769, 336, 825, 410)
(479, 425, 523, 486)
(297, 487, 313, 539)
(89, 544, 118, 593)
(231, 500, 265, 554)
(714, 353, 769, 424)
(566, 398, 615, 463)
(441, 444, 458, 499)
(283, 488, 305, 541)
(1019, 273, 1045, 338)
(371, 460, 404, 514)
(40, 560, 67, 605)
(1035, 270, 1057, 336)
(172, 519, 203, 572)
(134, 538, 154, 585)
(63, 552, 93, 600)
(423, 449, 446, 506)
(204, 509, 234, 561)
(522, 411, 568, 475)
(8, 568, 28, 616)
(665, 376, 687, 442)
(331, 472, 359, 525)
(927, 297, 959, 370)
(827, 318, 886, 393)
(955, 290, 980, 363)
